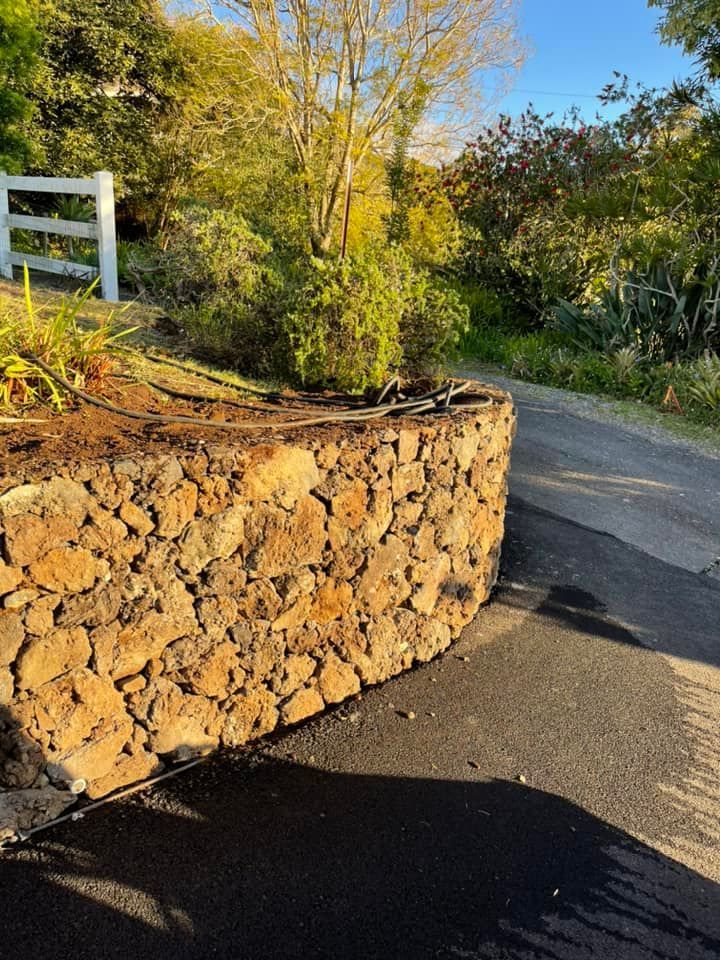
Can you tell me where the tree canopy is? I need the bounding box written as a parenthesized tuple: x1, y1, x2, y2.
(29, 0, 184, 197)
(0, 0, 39, 173)
(650, 0, 720, 78)
(205, 0, 524, 254)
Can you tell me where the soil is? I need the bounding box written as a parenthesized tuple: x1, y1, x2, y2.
(0, 372, 506, 480)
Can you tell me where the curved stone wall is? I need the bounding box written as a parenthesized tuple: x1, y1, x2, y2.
(0, 388, 514, 840)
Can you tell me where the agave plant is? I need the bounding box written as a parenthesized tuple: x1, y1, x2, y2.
(607, 344, 642, 383)
(548, 347, 578, 386)
(553, 258, 720, 362)
(552, 294, 634, 353)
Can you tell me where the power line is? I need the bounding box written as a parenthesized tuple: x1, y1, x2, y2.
(512, 87, 601, 100)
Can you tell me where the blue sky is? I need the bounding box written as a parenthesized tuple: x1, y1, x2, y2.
(497, 0, 695, 121)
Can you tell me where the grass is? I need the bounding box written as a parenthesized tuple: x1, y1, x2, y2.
(459, 323, 720, 440)
(607, 397, 720, 453)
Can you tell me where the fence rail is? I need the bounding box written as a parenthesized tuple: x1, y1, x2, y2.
(6, 214, 98, 240)
(0, 171, 118, 301)
(7, 251, 98, 281)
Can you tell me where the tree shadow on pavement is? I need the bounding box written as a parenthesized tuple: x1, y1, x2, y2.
(1, 755, 719, 960)
(501, 497, 720, 671)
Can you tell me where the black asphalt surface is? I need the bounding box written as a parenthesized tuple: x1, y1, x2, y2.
(2, 377, 719, 959)
(457, 363, 720, 578)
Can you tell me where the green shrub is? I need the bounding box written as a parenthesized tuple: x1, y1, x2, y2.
(400, 273, 468, 378)
(152, 205, 276, 305)
(283, 247, 466, 391)
(283, 250, 404, 391)
(146, 205, 284, 371)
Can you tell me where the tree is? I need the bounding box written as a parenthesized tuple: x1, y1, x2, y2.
(0, 0, 39, 173)
(204, 0, 523, 255)
(146, 19, 304, 241)
(650, 0, 720, 79)
(385, 82, 428, 245)
(441, 107, 632, 317)
(29, 0, 183, 214)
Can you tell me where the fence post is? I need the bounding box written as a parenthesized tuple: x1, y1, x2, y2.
(94, 170, 118, 301)
(0, 173, 13, 281)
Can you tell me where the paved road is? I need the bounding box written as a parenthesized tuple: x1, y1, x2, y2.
(457, 364, 720, 578)
(1, 373, 719, 959)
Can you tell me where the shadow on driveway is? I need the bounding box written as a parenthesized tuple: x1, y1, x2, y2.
(2, 757, 720, 959)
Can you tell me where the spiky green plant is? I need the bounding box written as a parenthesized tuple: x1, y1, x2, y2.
(0, 265, 135, 410)
(688, 352, 720, 410)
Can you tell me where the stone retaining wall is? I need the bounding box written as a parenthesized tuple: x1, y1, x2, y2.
(0, 389, 514, 840)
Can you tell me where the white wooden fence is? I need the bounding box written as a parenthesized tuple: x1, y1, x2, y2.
(0, 171, 119, 301)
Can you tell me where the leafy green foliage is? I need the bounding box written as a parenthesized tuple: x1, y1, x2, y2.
(400, 272, 468, 378)
(460, 323, 720, 426)
(650, 0, 720, 80)
(552, 296, 633, 353)
(0, 0, 39, 172)
(146, 206, 284, 372)
(283, 250, 406, 391)
(442, 107, 631, 323)
(283, 247, 466, 391)
(28, 0, 183, 216)
(385, 83, 428, 246)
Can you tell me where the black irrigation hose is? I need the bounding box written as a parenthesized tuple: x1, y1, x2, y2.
(375, 375, 401, 405)
(144, 379, 294, 415)
(24, 353, 493, 431)
(128, 350, 360, 408)
(1, 757, 208, 847)
(123, 349, 279, 396)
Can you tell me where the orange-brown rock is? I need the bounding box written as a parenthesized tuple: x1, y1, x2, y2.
(244, 496, 326, 578)
(119, 500, 155, 535)
(310, 579, 353, 624)
(85, 748, 162, 799)
(154, 480, 198, 538)
(16, 627, 91, 689)
(318, 654, 360, 704)
(0, 610, 24, 666)
(281, 686, 324, 725)
(0, 562, 22, 597)
(356, 535, 411, 615)
(3, 513, 78, 566)
(27, 547, 102, 594)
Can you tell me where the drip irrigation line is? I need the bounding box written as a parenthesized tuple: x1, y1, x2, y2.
(122, 349, 280, 396)
(2, 757, 208, 848)
(375, 376, 401, 405)
(24, 353, 493, 431)
(130, 351, 392, 409)
(144, 378, 295, 414)
(127, 350, 357, 408)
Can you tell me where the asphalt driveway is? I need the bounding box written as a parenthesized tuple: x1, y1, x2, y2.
(1, 371, 719, 959)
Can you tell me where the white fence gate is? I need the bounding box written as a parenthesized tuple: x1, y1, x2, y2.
(0, 171, 119, 301)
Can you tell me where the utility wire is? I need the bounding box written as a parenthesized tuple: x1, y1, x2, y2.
(511, 87, 601, 100)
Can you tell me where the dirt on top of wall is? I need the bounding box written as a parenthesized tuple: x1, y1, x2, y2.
(0, 376, 512, 480)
